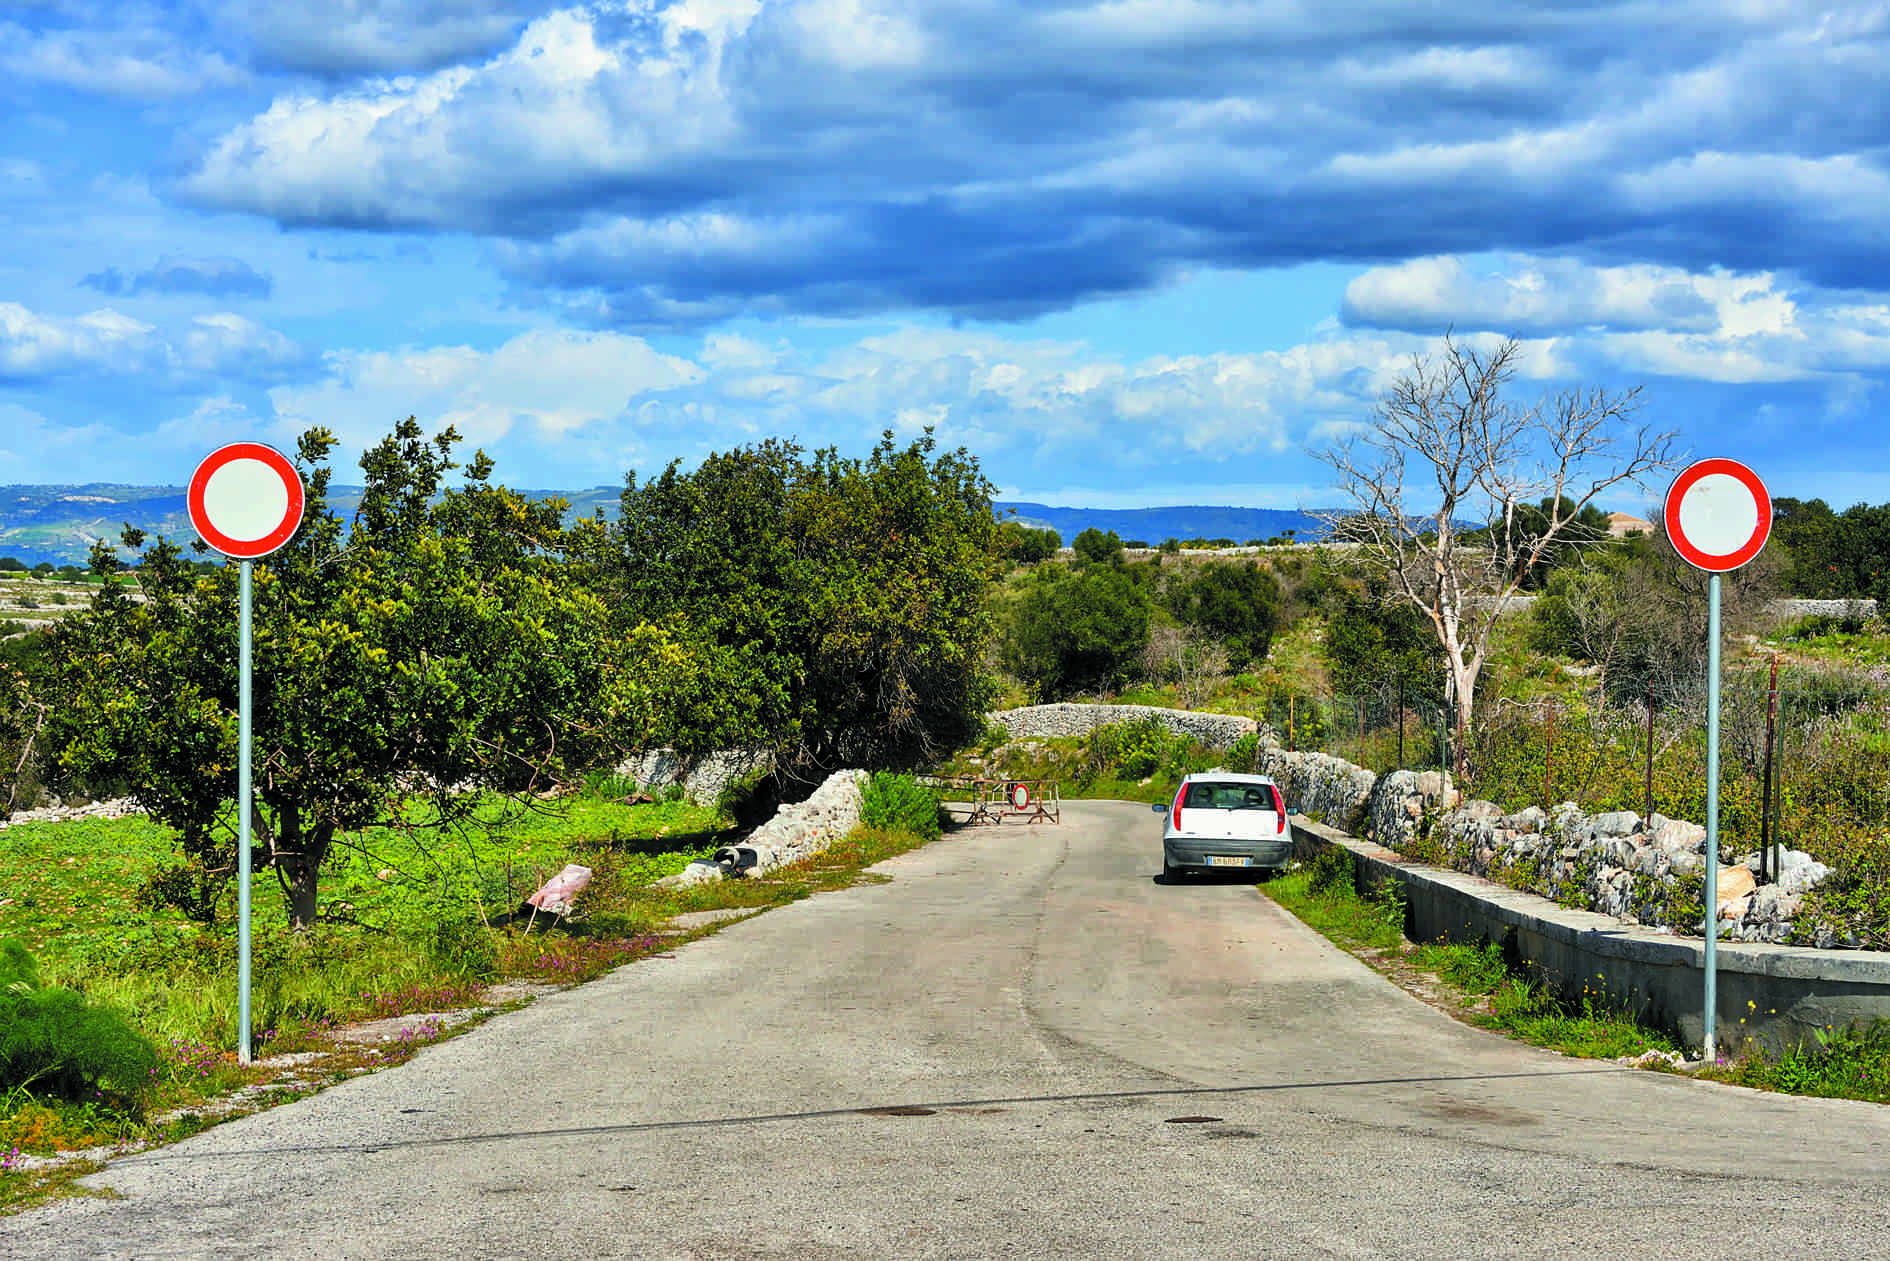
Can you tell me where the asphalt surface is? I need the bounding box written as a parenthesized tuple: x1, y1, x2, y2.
(5, 799, 1889, 1259)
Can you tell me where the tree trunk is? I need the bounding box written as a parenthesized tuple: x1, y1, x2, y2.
(268, 806, 331, 932)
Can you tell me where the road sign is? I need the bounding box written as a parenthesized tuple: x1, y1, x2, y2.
(1662, 457, 1772, 1062)
(187, 442, 305, 560)
(1663, 457, 1770, 573)
(186, 441, 303, 1064)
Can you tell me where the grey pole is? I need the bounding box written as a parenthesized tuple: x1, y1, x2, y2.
(1703, 572, 1721, 1062)
(238, 559, 253, 1066)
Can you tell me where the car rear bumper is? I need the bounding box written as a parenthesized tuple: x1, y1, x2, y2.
(1164, 836, 1293, 871)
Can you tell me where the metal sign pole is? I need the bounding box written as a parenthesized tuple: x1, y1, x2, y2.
(1703, 572, 1720, 1061)
(238, 559, 253, 1065)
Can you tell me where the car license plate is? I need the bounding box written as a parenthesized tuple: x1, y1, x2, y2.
(1208, 855, 1250, 868)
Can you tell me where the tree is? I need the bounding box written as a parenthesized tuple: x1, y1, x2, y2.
(1772, 497, 1890, 604)
(1166, 559, 1282, 669)
(43, 421, 640, 930)
(604, 430, 1005, 781)
(997, 521, 1060, 563)
(0, 661, 47, 819)
(1311, 335, 1674, 735)
(1071, 527, 1125, 566)
(1003, 564, 1152, 698)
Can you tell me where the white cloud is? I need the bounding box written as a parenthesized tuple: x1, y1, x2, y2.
(0, 301, 306, 384)
(0, 303, 161, 377)
(268, 327, 705, 459)
(183, 6, 750, 230)
(1339, 255, 1890, 384)
(0, 18, 245, 99)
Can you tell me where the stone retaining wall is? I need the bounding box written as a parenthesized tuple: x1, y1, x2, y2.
(1765, 598, 1879, 621)
(616, 748, 773, 809)
(1293, 816, 1890, 1057)
(986, 702, 1258, 749)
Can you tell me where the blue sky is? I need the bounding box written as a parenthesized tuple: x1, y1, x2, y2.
(3, 1, 1889, 516)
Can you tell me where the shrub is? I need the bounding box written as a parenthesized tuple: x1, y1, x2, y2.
(861, 772, 943, 842)
(0, 941, 158, 1103)
(1084, 717, 1169, 781)
(1308, 845, 1355, 897)
(1225, 730, 1261, 774)
(1071, 528, 1124, 566)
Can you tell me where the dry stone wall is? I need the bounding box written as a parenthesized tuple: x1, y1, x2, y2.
(617, 748, 773, 808)
(987, 702, 1259, 749)
(1277, 747, 1837, 945)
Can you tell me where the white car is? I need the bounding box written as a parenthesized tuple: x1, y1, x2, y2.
(1151, 771, 1295, 880)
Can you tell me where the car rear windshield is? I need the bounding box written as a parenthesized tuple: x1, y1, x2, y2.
(1182, 782, 1274, 810)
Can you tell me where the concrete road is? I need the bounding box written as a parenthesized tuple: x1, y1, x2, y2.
(6, 800, 1889, 1259)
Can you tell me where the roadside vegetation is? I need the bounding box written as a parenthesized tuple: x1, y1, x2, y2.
(0, 770, 947, 1212)
(1263, 846, 1890, 1103)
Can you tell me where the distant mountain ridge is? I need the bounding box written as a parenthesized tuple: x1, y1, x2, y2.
(996, 502, 1327, 546)
(0, 484, 1325, 567)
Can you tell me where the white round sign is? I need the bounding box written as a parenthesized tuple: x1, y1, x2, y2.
(1663, 458, 1770, 573)
(187, 443, 306, 559)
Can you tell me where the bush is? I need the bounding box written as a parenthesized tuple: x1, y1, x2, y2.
(861, 772, 943, 842)
(1308, 846, 1355, 897)
(1085, 717, 1169, 780)
(1071, 528, 1124, 566)
(0, 941, 158, 1103)
(1225, 730, 1261, 774)
(1167, 560, 1283, 668)
(1001, 564, 1153, 698)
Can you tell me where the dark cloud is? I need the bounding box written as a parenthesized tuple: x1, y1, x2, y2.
(81, 256, 272, 299)
(238, 1, 552, 76)
(172, 2, 1890, 326)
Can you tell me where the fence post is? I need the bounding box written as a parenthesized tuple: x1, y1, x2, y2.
(1760, 654, 1778, 883)
(1543, 702, 1556, 809)
(1643, 697, 1655, 823)
(1397, 673, 1406, 769)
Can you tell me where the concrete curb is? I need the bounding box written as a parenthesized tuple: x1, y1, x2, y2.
(1292, 816, 1890, 1057)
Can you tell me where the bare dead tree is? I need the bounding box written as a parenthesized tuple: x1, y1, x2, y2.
(1310, 335, 1677, 735)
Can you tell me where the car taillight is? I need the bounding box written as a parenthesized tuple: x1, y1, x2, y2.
(1171, 786, 1186, 832)
(1271, 784, 1286, 833)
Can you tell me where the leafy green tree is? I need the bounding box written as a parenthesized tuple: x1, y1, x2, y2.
(1003, 564, 1152, 698)
(43, 421, 645, 930)
(997, 522, 1061, 563)
(1166, 560, 1283, 668)
(1324, 581, 1445, 703)
(1071, 527, 1125, 566)
(604, 430, 1005, 779)
(1773, 497, 1890, 603)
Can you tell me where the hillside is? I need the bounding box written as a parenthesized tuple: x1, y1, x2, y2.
(0, 483, 624, 567)
(0, 484, 1326, 567)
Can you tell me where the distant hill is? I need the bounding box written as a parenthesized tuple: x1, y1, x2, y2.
(0, 484, 1324, 567)
(0, 483, 626, 568)
(995, 502, 1327, 546)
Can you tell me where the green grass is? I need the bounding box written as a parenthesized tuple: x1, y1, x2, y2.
(1264, 864, 1680, 1063)
(1713, 1018, 1890, 1102)
(0, 787, 947, 1210)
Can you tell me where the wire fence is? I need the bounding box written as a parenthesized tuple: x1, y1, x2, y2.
(1275, 658, 1890, 868)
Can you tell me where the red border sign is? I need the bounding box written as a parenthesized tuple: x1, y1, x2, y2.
(1663, 457, 1770, 573)
(187, 443, 305, 560)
